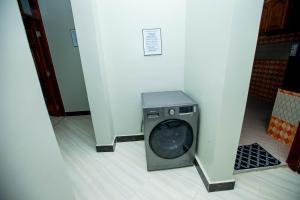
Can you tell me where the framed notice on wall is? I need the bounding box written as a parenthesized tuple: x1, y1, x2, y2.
(142, 28, 162, 56)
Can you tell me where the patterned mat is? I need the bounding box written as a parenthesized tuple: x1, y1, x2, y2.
(235, 143, 281, 171)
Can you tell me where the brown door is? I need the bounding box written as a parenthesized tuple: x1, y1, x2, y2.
(287, 124, 300, 172)
(266, 0, 289, 32)
(259, 4, 269, 33)
(17, 0, 64, 116)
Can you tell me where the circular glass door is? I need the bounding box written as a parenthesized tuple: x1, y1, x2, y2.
(149, 119, 193, 159)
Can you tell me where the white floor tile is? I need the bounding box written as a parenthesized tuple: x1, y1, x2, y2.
(51, 115, 300, 200)
(238, 97, 291, 165)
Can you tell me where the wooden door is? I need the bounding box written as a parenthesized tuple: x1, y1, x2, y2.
(287, 124, 300, 171)
(259, 4, 269, 33)
(17, 0, 64, 116)
(266, 0, 289, 32)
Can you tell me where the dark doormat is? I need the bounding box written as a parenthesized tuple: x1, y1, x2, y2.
(234, 143, 281, 171)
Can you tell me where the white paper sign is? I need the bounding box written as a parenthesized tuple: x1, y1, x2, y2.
(143, 28, 162, 56)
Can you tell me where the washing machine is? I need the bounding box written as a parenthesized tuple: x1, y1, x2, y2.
(142, 91, 199, 171)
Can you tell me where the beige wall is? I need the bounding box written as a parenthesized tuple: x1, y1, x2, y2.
(38, 0, 89, 112)
(0, 1, 74, 199)
(185, 0, 263, 182)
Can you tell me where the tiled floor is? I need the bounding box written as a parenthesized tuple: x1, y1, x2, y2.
(51, 115, 300, 200)
(239, 97, 291, 165)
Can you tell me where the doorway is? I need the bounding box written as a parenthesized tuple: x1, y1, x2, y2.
(17, 0, 64, 116)
(236, 0, 300, 173)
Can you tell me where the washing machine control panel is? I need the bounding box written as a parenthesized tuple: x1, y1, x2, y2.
(179, 106, 194, 114)
(147, 111, 160, 118)
(169, 109, 175, 116)
(146, 105, 196, 119)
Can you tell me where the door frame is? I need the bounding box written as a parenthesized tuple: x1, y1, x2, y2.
(17, 0, 65, 116)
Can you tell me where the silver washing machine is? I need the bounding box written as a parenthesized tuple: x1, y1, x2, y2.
(142, 91, 199, 171)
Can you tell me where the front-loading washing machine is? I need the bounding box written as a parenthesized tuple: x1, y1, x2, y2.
(142, 91, 199, 171)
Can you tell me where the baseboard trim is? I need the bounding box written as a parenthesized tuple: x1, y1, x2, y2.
(65, 111, 91, 116)
(96, 134, 144, 152)
(96, 140, 116, 152)
(194, 157, 235, 192)
(116, 134, 144, 142)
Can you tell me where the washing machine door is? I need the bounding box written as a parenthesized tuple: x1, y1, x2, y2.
(149, 119, 193, 159)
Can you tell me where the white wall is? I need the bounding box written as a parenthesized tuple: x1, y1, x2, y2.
(70, 0, 262, 168)
(38, 0, 89, 112)
(70, 0, 186, 145)
(185, 0, 263, 182)
(0, 1, 74, 200)
(95, 0, 186, 136)
(70, 0, 115, 145)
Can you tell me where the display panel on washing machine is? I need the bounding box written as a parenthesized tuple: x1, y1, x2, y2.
(179, 106, 193, 114)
